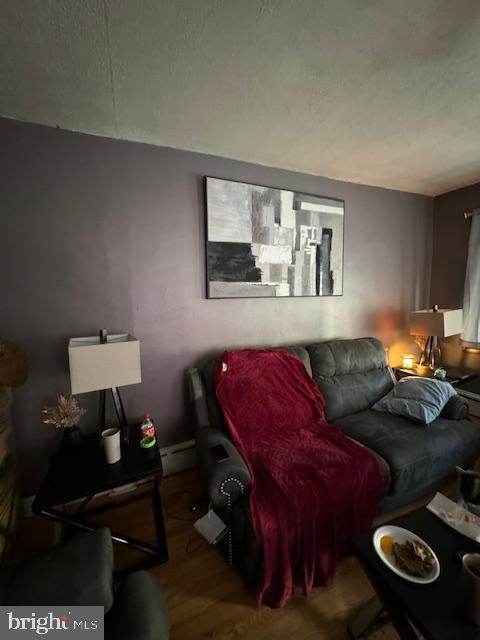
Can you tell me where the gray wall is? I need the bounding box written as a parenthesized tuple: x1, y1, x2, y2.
(0, 118, 432, 495)
(431, 181, 480, 368)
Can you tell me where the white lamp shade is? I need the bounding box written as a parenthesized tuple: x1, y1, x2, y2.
(69, 334, 141, 394)
(410, 309, 463, 338)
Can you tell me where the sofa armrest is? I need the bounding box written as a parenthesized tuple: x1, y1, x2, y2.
(106, 571, 169, 640)
(196, 425, 251, 510)
(441, 394, 469, 420)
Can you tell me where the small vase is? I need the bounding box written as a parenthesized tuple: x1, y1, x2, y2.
(62, 425, 82, 451)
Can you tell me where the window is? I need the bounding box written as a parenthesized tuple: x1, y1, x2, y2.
(463, 212, 480, 351)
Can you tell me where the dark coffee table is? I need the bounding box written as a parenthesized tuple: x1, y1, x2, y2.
(350, 507, 480, 639)
(33, 425, 168, 572)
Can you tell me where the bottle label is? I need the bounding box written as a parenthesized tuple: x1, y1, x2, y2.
(142, 424, 155, 438)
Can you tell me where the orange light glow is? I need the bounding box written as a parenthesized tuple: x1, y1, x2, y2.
(401, 354, 416, 369)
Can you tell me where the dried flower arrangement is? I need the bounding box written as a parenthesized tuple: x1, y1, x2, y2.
(42, 394, 85, 429)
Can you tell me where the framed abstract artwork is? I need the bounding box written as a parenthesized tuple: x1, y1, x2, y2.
(205, 177, 344, 298)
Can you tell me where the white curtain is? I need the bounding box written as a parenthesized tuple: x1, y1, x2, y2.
(463, 212, 480, 345)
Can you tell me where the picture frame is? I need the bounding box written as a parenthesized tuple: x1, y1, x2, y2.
(205, 176, 344, 299)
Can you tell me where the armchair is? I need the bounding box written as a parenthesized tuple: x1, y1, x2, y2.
(0, 528, 169, 640)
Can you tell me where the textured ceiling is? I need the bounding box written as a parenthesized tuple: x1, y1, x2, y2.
(2, 0, 480, 195)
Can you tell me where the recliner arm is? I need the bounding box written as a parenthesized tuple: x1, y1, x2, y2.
(188, 366, 251, 509)
(196, 425, 251, 511)
(441, 394, 469, 421)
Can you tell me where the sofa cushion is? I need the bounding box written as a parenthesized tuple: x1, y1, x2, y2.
(335, 409, 480, 497)
(372, 377, 457, 424)
(345, 438, 391, 496)
(308, 338, 394, 421)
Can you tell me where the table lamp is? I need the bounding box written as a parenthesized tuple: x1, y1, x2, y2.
(68, 329, 141, 444)
(410, 305, 463, 370)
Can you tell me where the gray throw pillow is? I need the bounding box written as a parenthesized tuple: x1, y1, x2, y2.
(372, 377, 457, 424)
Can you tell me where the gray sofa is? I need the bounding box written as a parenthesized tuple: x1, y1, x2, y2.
(0, 528, 169, 640)
(188, 337, 480, 586)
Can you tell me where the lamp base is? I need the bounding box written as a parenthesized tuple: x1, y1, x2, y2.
(419, 335, 442, 370)
(98, 387, 129, 446)
(58, 426, 82, 454)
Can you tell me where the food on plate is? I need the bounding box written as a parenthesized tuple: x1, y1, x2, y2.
(393, 540, 435, 577)
(380, 535, 395, 555)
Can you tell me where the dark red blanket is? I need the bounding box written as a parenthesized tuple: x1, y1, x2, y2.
(215, 349, 384, 608)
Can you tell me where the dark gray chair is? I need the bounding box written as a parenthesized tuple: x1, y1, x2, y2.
(0, 527, 169, 640)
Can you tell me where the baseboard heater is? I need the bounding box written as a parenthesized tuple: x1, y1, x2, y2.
(159, 439, 196, 477)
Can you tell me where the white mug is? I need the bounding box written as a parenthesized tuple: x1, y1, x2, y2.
(102, 428, 121, 464)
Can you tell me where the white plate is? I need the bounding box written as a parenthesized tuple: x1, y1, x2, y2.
(373, 525, 440, 584)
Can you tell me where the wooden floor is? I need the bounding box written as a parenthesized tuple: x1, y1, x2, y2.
(13, 468, 428, 640)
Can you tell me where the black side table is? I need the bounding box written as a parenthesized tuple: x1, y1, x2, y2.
(33, 425, 168, 572)
(394, 366, 477, 385)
